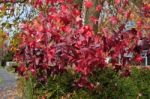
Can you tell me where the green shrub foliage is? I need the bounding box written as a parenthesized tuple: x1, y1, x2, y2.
(21, 67, 150, 99)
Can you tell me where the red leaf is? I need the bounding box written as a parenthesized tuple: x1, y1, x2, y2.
(137, 20, 143, 29)
(85, 0, 93, 9)
(95, 5, 102, 12)
(109, 16, 119, 25)
(17, 65, 27, 76)
(115, 0, 121, 5)
(125, 11, 131, 20)
(134, 55, 143, 63)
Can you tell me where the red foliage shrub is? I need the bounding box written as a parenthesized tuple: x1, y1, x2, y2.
(14, 0, 149, 90)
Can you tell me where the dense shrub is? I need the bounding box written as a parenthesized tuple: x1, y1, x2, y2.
(21, 67, 150, 99)
(11, 0, 150, 98)
(14, 0, 150, 90)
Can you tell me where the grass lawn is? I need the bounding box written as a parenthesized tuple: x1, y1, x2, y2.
(0, 66, 4, 84)
(0, 65, 3, 69)
(0, 77, 3, 84)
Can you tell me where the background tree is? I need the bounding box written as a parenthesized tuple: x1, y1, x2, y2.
(0, 29, 8, 65)
(0, 1, 37, 66)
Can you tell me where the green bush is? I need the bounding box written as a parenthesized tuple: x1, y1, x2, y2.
(21, 67, 150, 99)
(1, 51, 14, 66)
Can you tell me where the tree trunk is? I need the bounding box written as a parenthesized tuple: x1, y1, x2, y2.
(81, 0, 104, 33)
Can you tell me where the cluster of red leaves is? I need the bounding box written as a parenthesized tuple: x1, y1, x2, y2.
(14, 0, 149, 90)
(141, 3, 150, 17)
